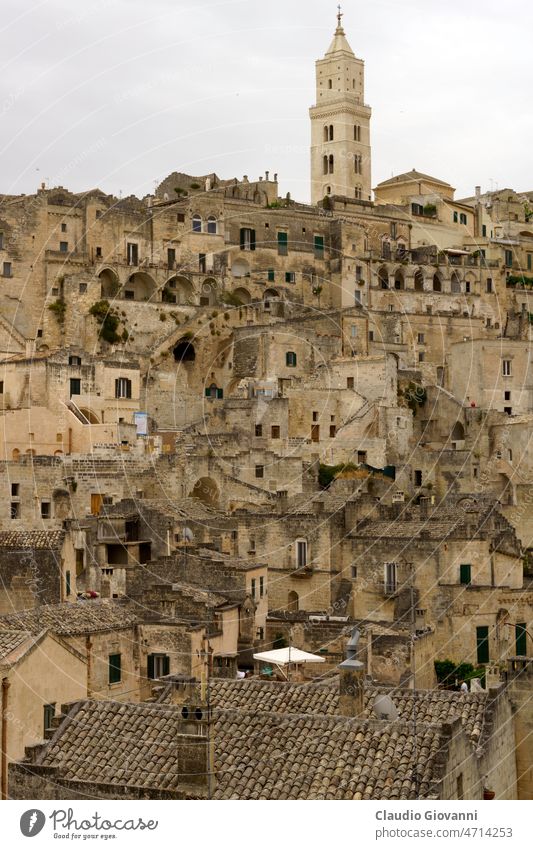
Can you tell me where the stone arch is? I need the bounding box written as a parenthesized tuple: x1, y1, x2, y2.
(394, 268, 405, 290)
(200, 277, 218, 306)
(378, 266, 389, 289)
(414, 269, 424, 291)
(78, 407, 100, 424)
(233, 287, 251, 305)
(288, 590, 299, 612)
(232, 258, 250, 278)
(98, 268, 120, 298)
(166, 275, 194, 305)
(190, 476, 219, 507)
(451, 271, 462, 293)
(173, 338, 196, 363)
(12, 448, 20, 462)
(451, 421, 465, 441)
(432, 272, 442, 292)
(126, 272, 157, 301)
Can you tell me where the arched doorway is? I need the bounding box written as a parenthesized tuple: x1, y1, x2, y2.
(414, 269, 424, 291)
(126, 272, 157, 301)
(232, 287, 251, 305)
(288, 590, 299, 612)
(190, 477, 220, 507)
(173, 339, 196, 363)
(394, 269, 405, 290)
(432, 273, 442, 292)
(451, 421, 465, 441)
(99, 268, 120, 298)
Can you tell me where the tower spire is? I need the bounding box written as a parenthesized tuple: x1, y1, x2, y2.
(336, 5, 344, 32)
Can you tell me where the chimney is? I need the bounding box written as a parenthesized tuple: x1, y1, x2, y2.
(338, 627, 365, 717)
(475, 186, 481, 200)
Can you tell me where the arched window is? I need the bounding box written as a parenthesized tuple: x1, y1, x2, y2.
(323, 155, 328, 175)
(354, 186, 362, 200)
(354, 124, 361, 141)
(207, 216, 217, 235)
(328, 154, 334, 174)
(433, 273, 442, 292)
(326, 186, 331, 195)
(286, 351, 297, 367)
(328, 79, 332, 89)
(328, 124, 334, 141)
(192, 214, 202, 233)
(414, 269, 424, 291)
(323, 125, 329, 142)
(378, 266, 389, 289)
(288, 590, 299, 612)
(354, 154, 362, 174)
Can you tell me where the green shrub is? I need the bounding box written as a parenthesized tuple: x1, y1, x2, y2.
(48, 298, 66, 324)
(89, 299, 121, 344)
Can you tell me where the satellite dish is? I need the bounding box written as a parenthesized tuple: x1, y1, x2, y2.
(373, 693, 399, 721)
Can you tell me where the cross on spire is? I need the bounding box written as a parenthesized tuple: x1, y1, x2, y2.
(337, 4, 343, 28)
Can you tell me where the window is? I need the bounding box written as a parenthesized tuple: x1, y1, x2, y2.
(351, 564, 357, 579)
(482, 224, 487, 237)
(504, 390, 511, 400)
(328, 154, 334, 174)
(504, 406, 512, 416)
(505, 250, 513, 267)
(296, 540, 307, 569)
(328, 78, 332, 89)
(10, 502, 20, 519)
(207, 216, 217, 234)
(251, 578, 256, 599)
(192, 214, 202, 232)
(286, 351, 297, 367)
(0, 380, 3, 394)
(368, 330, 374, 341)
(285, 272, 295, 283)
(453, 211, 458, 223)
(69, 355, 81, 366)
(354, 154, 362, 174)
(456, 774, 464, 801)
(528, 254, 532, 271)
(59, 241, 68, 252)
(41, 501, 51, 519)
(108, 653, 122, 684)
(65, 569, 72, 597)
(124, 290, 134, 300)
(198, 253, 206, 273)
(516, 623, 527, 656)
(329, 424, 336, 437)
(414, 470, 423, 486)
(267, 269, 275, 282)
(460, 563, 471, 585)
(240, 227, 256, 251)
(126, 242, 138, 265)
(459, 213, 467, 225)
(147, 653, 170, 679)
(418, 352, 425, 363)
(61, 222, 67, 232)
(354, 124, 361, 141)
(167, 247, 176, 268)
(314, 235, 324, 258)
(255, 424, 263, 437)
(43, 703, 56, 734)
(255, 465, 264, 478)
(502, 359, 512, 376)
(69, 378, 81, 396)
(312, 411, 318, 422)
(177, 212, 185, 223)
(11, 483, 19, 496)
(79, 282, 87, 293)
(417, 332, 425, 344)
(476, 626, 489, 664)
(357, 450, 367, 464)
(412, 203, 423, 216)
(0, 232, 3, 249)
(259, 576, 264, 598)
(384, 562, 397, 594)
(115, 377, 132, 399)
(271, 425, 280, 439)
(347, 377, 354, 389)
(277, 231, 288, 255)
(3, 262, 12, 277)
(323, 155, 328, 176)
(486, 278, 493, 293)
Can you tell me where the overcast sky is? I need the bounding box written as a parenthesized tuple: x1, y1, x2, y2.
(1, 0, 531, 203)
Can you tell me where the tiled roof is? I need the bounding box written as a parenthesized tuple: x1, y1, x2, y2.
(0, 600, 139, 635)
(0, 630, 33, 661)
(210, 679, 488, 748)
(0, 530, 65, 550)
(34, 698, 447, 800)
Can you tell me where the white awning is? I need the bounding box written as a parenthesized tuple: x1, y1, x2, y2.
(253, 647, 325, 665)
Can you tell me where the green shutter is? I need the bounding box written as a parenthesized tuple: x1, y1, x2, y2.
(278, 232, 288, 254)
(109, 653, 121, 684)
(147, 654, 155, 679)
(216, 388, 223, 399)
(516, 623, 527, 656)
(476, 626, 489, 664)
(460, 564, 471, 585)
(163, 655, 170, 676)
(267, 269, 275, 281)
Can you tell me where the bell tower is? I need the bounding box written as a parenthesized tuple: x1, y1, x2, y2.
(310, 7, 372, 205)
